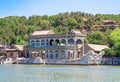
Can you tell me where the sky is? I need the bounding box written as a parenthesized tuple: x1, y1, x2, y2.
(0, 0, 120, 18)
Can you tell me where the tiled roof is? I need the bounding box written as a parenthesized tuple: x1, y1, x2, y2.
(31, 29, 55, 35)
(103, 20, 116, 23)
(88, 44, 109, 51)
(14, 45, 24, 51)
(70, 29, 82, 34)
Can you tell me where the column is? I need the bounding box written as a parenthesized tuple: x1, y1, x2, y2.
(65, 50, 68, 59)
(44, 39, 47, 59)
(53, 50, 55, 59)
(82, 39, 84, 56)
(44, 39, 47, 47)
(48, 39, 50, 47)
(29, 40, 31, 47)
(74, 38, 77, 59)
(48, 50, 50, 59)
(65, 37, 68, 59)
(39, 39, 41, 47)
(58, 50, 60, 59)
(53, 39, 55, 46)
(34, 39, 36, 47)
(59, 39, 61, 46)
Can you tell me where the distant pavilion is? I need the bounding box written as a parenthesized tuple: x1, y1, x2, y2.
(93, 20, 118, 31)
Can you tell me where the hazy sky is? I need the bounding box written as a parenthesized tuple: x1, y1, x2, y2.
(0, 0, 120, 18)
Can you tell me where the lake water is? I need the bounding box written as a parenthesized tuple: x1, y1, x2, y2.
(0, 64, 120, 82)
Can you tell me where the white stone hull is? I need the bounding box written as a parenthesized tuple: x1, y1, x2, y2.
(19, 50, 105, 65)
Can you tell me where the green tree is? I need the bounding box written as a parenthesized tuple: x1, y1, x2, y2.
(109, 28, 120, 44)
(0, 11, 120, 46)
(109, 28, 120, 57)
(103, 48, 115, 57)
(68, 18, 77, 28)
(87, 31, 107, 44)
(40, 20, 50, 29)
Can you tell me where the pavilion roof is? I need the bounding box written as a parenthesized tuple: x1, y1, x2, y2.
(69, 29, 82, 35)
(31, 29, 55, 35)
(103, 20, 116, 23)
(88, 44, 109, 52)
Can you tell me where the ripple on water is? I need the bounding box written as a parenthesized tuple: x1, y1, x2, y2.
(0, 65, 120, 82)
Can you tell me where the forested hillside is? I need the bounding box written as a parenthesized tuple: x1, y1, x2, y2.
(0, 12, 120, 46)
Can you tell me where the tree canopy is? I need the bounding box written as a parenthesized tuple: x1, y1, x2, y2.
(0, 12, 120, 52)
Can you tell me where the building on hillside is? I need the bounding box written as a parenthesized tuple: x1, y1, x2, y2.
(93, 20, 118, 31)
(5, 45, 25, 58)
(14, 45, 26, 57)
(24, 29, 86, 60)
(0, 45, 6, 56)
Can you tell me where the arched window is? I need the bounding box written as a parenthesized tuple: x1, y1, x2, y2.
(71, 53, 73, 59)
(56, 54, 59, 59)
(68, 38, 74, 46)
(46, 39, 49, 46)
(55, 39, 60, 46)
(50, 54, 53, 59)
(61, 39, 66, 46)
(31, 40, 35, 47)
(76, 39, 82, 48)
(77, 51, 81, 58)
(55, 50, 59, 59)
(49, 50, 53, 53)
(61, 50, 65, 53)
(41, 40, 45, 46)
(61, 50, 65, 59)
(49, 39, 54, 46)
(68, 51, 70, 59)
(55, 50, 59, 53)
(61, 54, 65, 59)
(36, 40, 40, 46)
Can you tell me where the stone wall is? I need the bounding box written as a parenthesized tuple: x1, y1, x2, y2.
(101, 57, 120, 65)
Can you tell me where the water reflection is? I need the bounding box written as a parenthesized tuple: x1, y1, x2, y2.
(0, 65, 120, 82)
